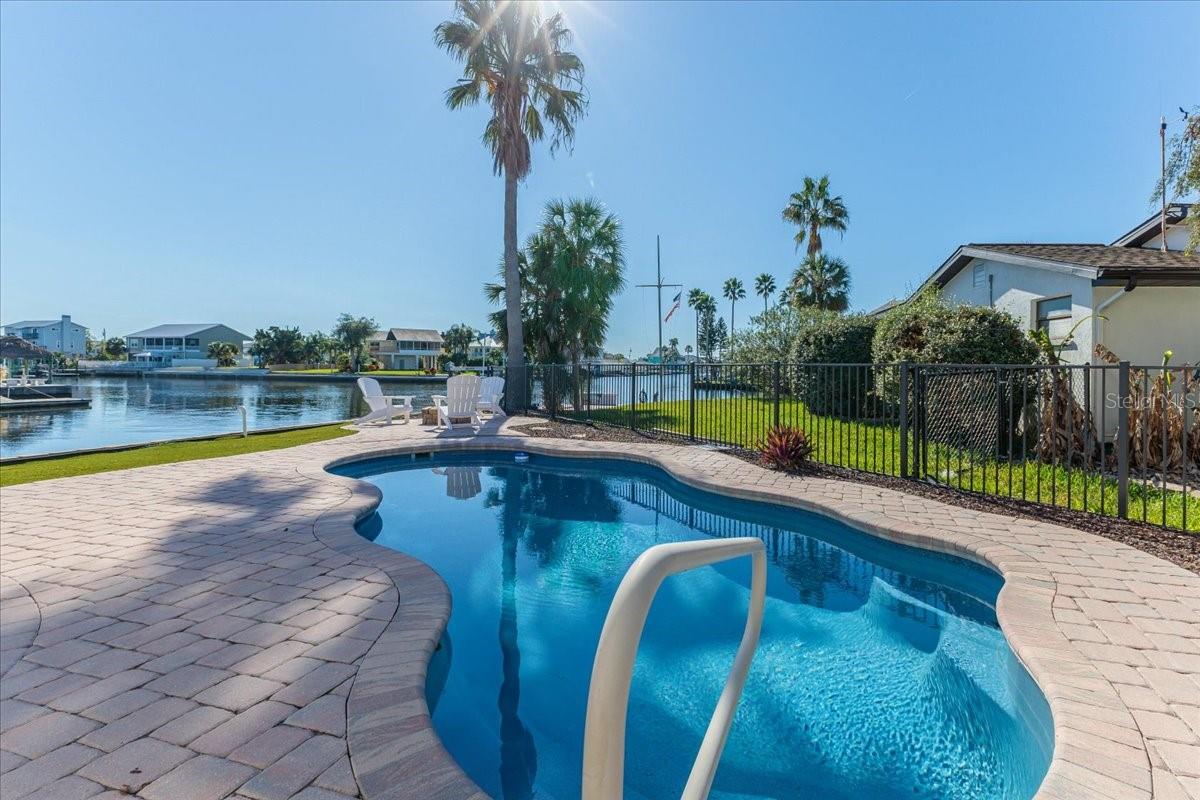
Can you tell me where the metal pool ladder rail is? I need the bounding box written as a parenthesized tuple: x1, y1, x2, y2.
(581, 538, 767, 800)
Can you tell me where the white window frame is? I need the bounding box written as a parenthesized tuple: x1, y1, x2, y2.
(1034, 294, 1073, 343)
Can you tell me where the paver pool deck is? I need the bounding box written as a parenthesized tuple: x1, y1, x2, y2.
(1, 418, 1197, 800)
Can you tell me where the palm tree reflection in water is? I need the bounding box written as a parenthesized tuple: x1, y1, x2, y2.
(484, 466, 624, 799)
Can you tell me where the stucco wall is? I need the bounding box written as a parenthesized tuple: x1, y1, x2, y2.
(940, 258, 1096, 365)
(1093, 285, 1200, 366)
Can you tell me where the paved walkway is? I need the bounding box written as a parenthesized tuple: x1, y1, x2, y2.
(1, 418, 1198, 800)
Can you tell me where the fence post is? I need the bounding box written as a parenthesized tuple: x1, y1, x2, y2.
(549, 366, 557, 421)
(772, 361, 781, 430)
(899, 361, 910, 479)
(573, 362, 580, 420)
(630, 363, 637, 431)
(688, 361, 697, 441)
(1117, 360, 1130, 519)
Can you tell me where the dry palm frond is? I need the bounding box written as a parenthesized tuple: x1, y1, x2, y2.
(1094, 344, 1200, 478)
(1034, 365, 1100, 467)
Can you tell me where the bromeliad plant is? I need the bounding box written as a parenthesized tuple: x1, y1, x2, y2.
(759, 426, 814, 472)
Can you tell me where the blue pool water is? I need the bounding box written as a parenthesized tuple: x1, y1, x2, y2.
(334, 452, 1053, 800)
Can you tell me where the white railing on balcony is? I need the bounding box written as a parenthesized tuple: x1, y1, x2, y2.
(581, 537, 767, 800)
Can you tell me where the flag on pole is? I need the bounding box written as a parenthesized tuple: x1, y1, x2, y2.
(664, 291, 682, 322)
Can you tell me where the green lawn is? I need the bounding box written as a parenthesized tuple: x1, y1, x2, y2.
(573, 397, 1199, 531)
(0, 424, 357, 487)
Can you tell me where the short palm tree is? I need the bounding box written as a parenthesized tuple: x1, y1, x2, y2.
(436, 0, 585, 408)
(723, 277, 746, 335)
(485, 198, 625, 366)
(754, 273, 776, 314)
(782, 175, 849, 256)
(789, 253, 851, 312)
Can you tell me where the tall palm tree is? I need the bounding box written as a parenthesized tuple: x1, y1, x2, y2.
(686, 288, 709, 357)
(781, 175, 849, 256)
(723, 277, 746, 335)
(436, 1, 586, 409)
(754, 273, 776, 314)
(789, 253, 852, 312)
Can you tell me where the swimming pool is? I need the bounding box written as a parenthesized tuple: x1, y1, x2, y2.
(333, 451, 1053, 800)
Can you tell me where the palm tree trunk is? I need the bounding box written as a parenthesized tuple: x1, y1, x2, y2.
(730, 301, 735, 337)
(503, 172, 527, 411)
(808, 223, 821, 256)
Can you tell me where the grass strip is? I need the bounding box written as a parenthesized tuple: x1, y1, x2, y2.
(0, 423, 356, 487)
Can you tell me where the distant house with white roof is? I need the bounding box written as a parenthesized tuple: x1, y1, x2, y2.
(367, 328, 444, 370)
(125, 323, 252, 366)
(899, 204, 1199, 366)
(2, 315, 89, 356)
(467, 335, 503, 363)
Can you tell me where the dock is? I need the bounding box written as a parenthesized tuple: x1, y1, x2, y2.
(0, 395, 90, 412)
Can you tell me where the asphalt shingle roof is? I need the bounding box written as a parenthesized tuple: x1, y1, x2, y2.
(968, 243, 1199, 273)
(127, 323, 248, 338)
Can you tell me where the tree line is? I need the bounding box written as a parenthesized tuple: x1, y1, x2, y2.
(247, 314, 378, 370)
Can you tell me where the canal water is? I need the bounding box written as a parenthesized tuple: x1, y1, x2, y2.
(0, 376, 446, 458)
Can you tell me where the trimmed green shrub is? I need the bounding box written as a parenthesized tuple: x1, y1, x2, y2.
(790, 309, 877, 364)
(872, 291, 1038, 401)
(787, 310, 879, 416)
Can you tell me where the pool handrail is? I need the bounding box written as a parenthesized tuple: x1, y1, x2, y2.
(581, 537, 767, 800)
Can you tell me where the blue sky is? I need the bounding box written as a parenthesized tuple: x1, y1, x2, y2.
(2, 1, 1196, 355)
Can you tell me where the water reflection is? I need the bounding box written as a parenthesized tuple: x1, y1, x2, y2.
(432, 467, 484, 500)
(0, 375, 446, 457)
(497, 470, 537, 799)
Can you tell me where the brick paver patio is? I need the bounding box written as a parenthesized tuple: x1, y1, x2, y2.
(2, 418, 1198, 799)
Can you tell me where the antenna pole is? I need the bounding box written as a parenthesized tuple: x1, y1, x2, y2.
(656, 236, 663, 358)
(1161, 115, 1168, 252)
(635, 235, 682, 361)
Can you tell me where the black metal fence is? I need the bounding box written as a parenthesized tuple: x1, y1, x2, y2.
(509, 361, 1200, 532)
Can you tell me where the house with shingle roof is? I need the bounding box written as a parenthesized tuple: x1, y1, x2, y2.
(2, 315, 89, 356)
(125, 323, 252, 365)
(367, 328, 444, 370)
(911, 204, 1198, 366)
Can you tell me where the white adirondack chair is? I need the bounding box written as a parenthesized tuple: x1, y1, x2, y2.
(477, 376, 506, 417)
(432, 374, 482, 431)
(355, 377, 412, 425)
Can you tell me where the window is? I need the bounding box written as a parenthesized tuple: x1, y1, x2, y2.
(1036, 295, 1072, 339)
(185, 338, 199, 347)
(972, 264, 987, 288)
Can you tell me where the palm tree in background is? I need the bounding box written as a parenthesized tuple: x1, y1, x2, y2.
(782, 175, 849, 256)
(754, 273, 776, 314)
(436, 1, 586, 408)
(687, 288, 710, 358)
(723, 277, 746, 335)
(789, 253, 852, 312)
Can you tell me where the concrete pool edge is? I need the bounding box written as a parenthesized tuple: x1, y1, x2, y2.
(307, 431, 1197, 800)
